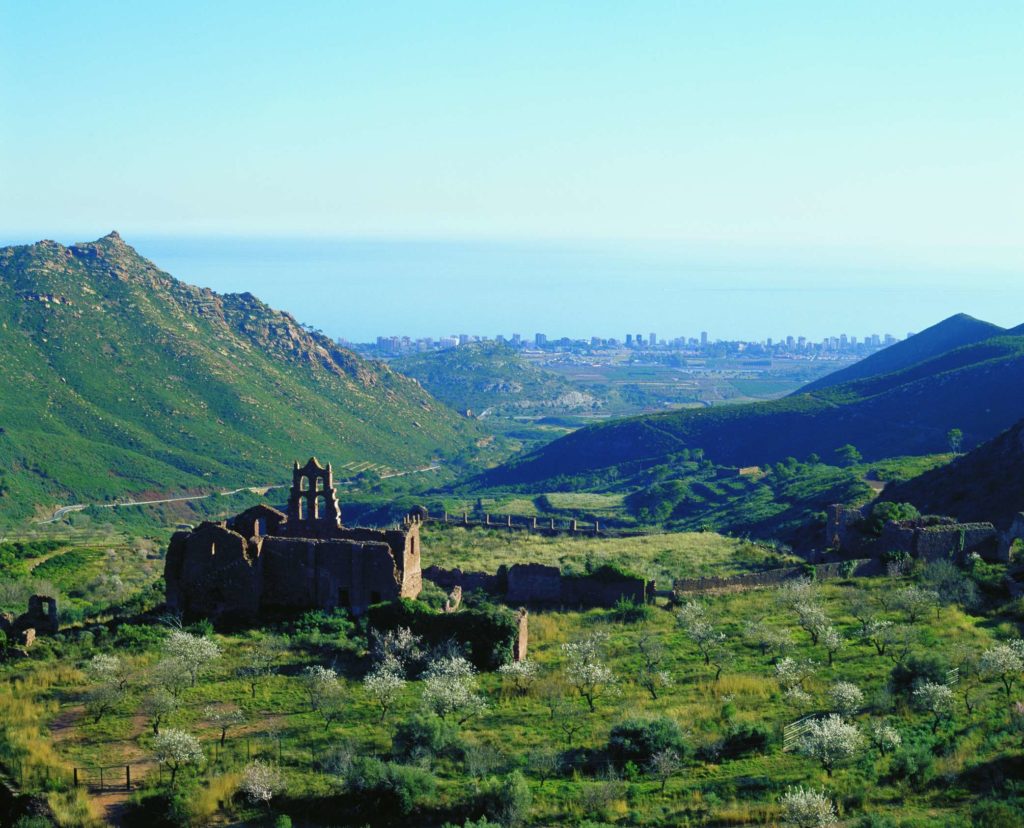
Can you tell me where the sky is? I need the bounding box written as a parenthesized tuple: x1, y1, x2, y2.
(1, 2, 1022, 339)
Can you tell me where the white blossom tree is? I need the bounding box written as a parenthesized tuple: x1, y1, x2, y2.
(85, 653, 132, 692)
(300, 665, 343, 723)
(868, 719, 902, 755)
(980, 640, 1024, 698)
(797, 715, 863, 776)
(163, 630, 221, 686)
(795, 603, 829, 646)
(153, 728, 203, 788)
(498, 658, 539, 695)
(743, 619, 792, 659)
(818, 626, 845, 666)
(913, 681, 954, 733)
(143, 688, 179, 735)
(204, 704, 246, 746)
(635, 633, 673, 700)
(369, 626, 423, 673)
(363, 662, 406, 721)
(240, 760, 284, 806)
(779, 785, 838, 827)
(422, 654, 487, 724)
(561, 633, 618, 712)
(649, 748, 683, 794)
(896, 586, 940, 624)
(827, 681, 863, 720)
(677, 602, 729, 680)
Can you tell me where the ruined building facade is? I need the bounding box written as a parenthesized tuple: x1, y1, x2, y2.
(165, 458, 422, 623)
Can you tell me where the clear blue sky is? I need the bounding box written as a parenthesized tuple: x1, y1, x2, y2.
(1, 2, 1022, 338)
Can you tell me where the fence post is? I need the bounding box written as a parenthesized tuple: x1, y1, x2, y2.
(99, 767, 104, 792)
(73, 767, 79, 788)
(126, 765, 131, 791)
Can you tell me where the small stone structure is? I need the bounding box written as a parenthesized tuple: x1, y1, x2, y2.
(165, 458, 422, 624)
(0, 595, 58, 648)
(826, 504, 1006, 562)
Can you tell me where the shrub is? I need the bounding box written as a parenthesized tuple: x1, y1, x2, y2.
(345, 757, 437, 818)
(472, 770, 533, 827)
(864, 502, 920, 535)
(889, 654, 948, 697)
(718, 723, 771, 758)
(607, 717, 686, 768)
(392, 713, 459, 760)
(889, 740, 935, 790)
(609, 596, 653, 624)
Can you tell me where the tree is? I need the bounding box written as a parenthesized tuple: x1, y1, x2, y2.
(896, 586, 940, 624)
(561, 633, 618, 712)
(797, 715, 863, 776)
(237, 636, 286, 699)
(163, 630, 221, 687)
(422, 655, 487, 724)
(153, 728, 203, 788)
(85, 654, 132, 692)
(847, 590, 877, 636)
(151, 657, 191, 700)
(369, 626, 423, 674)
(636, 634, 673, 700)
(744, 619, 791, 660)
(827, 681, 864, 720)
(205, 705, 245, 746)
(913, 681, 954, 733)
(947, 428, 964, 454)
(649, 748, 682, 794)
(979, 640, 1024, 698)
(834, 444, 862, 467)
(526, 748, 561, 786)
(553, 698, 587, 747)
(143, 688, 179, 735)
(364, 663, 406, 722)
(677, 601, 729, 679)
(868, 719, 902, 755)
(779, 786, 838, 827)
(497, 659, 539, 696)
(819, 626, 845, 667)
(84, 682, 124, 724)
(794, 604, 829, 646)
(300, 665, 343, 723)
(240, 760, 284, 807)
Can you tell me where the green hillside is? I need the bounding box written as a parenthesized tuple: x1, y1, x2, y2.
(476, 315, 1024, 489)
(885, 418, 1024, 529)
(800, 313, 1005, 392)
(0, 233, 487, 521)
(391, 342, 602, 416)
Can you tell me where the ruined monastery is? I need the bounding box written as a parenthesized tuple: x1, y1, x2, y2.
(165, 458, 422, 623)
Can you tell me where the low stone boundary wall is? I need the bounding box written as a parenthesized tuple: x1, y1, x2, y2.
(672, 559, 872, 595)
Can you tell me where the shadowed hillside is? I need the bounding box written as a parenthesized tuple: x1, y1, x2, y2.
(0, 233, 487, 519)
(885, 419, 1024, 528)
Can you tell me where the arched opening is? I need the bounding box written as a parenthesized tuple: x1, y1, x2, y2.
(299, 476, 310, 492)
(255, 517, 266, 536)
(315, 477, 325, 491)
(298, 499, 307, 520)
(315, 496, 327, 519)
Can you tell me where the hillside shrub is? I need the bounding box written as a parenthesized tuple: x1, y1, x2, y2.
(345, 757, 437, 819)
(607, 717, 686, 768)
(392, 713, 459, 760)
(718, 723, 772, 759)
(471, 770, 533, 826)
(864, 502, 920, 536)
(888, 740, 936, 790)
(367, 599, 520, 669)
(609, 596, 652, 624)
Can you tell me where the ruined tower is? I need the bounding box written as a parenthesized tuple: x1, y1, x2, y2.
(286, 457, 342, 535)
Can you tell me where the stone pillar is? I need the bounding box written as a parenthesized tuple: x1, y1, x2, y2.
(485, 514, 491, 526)
(550, 518, 556, 530)
(507, 514, 513, 527)
(594, 520, 600, 534)
(570, 519, 578, 532)
(514, 608, 529, 661)
(443, 511, 449, 523)
(531, 517, 538, 530)
(463, 512, 469, 525)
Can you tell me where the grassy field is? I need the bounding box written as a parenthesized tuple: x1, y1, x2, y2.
(3, 568, 1022, 826)
(422, 525, 801, 582)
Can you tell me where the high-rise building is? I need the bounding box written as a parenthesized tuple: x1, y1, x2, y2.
(636, 333, 644, 347)
(459, 334, 470, 346)
(700, 331, 708, 347)
(649, 332, 657, 348)
(625, 334, 633, 346)
(511, 333, 521, 345)
(534, 333, 547, 347)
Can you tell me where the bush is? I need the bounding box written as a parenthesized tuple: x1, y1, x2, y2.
(472, 770, 533, 827)
(392, 713, 459, 760)
(346, 757, 437, 819)
(273, 817, 292, 828)
(889, 655, 948, 698)
(609, 597, 652, 624)
(864, 502, 920, 535)
(971, 799, 1024, 827)
(607, 717, 686, 768)
(889, 740, 935, 790)
(718, 723, 771, 759)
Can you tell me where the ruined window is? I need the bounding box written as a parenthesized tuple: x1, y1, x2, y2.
(315, 477, 325, 491)
(315, 496, 327, 519)
(299, 476, 310, 492)
(298, 499, 307, 520)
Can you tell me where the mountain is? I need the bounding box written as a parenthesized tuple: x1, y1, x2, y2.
(0, 233, 485, 520)
(391, 343, 602, 416)
(477, 316, 1024, 489)
(884, 419, 1024, 529)
(800, 314, 1005, 392)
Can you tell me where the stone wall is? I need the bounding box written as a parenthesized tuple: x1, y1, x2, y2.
(673, 560, 872, 595)
(424, 563, 650, 608)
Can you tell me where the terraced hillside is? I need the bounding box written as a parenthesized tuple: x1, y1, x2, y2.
(0, 233, 486, 520)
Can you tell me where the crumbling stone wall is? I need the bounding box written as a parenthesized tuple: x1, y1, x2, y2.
(0, 594, 59, 647)
(673, 560, 872, 595)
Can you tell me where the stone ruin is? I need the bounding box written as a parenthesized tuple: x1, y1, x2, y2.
(825, 503, 1021, 563)
(165, 458, 423, 624)
(0, 595, 59, 648)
